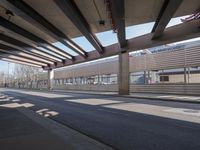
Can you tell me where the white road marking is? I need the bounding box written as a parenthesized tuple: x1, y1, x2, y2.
(164, 108, 200, 117)
(66, 99, 121, 106)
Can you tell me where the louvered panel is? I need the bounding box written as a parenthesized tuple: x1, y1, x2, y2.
(130, 84, 200, 95)
(53, 45, 200, 78)
(130, 46, 200, 72)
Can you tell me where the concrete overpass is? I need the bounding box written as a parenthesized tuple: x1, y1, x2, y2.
(0, 0, 199, 94)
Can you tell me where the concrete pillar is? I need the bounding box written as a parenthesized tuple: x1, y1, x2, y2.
(118, 52, 129, 95)
(48, 69, 54, 90)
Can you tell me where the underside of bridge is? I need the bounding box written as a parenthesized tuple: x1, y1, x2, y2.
(0, 0, 199, 94)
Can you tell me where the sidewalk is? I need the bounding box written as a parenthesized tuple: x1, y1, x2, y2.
(128, 93, 200, 103)
(2, 87, 200, 103)
(0, 93, 113, 150)
(53, 89, 200, 103)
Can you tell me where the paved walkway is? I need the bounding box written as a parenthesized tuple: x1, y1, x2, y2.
(128, 93, 200, 103)
(3, 88, 200, 103)
(1, 88, 200, 150)
(0, 93, 113, 150)
(53, 89, 200, 103)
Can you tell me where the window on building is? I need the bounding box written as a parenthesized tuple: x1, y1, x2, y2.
(160, 76, 169, 82)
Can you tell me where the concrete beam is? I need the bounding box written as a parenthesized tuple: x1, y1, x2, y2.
(0, 0, 87, 58)
(44, 19, 200, 70)
(127, 20, 200, 51)
(0, 33, 61, 62)
(152, 0, 183, 39)
(0, 57, 42, 68)
(0, 52, 45, 67)
(0, 44, 53, 64)
(44, 43, 120, 70)
(0, 16, 73, 60)
(54, 0, 104, 54)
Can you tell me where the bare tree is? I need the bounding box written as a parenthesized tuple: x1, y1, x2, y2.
(13, 64, 41, 87)
(0, 72, 5, 87)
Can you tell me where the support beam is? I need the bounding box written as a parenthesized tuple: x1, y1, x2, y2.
(54, 0, 104, 54)
(0, 33, 62, 62)
(48, 69, 54, 90)
(118, 52, 129, 95)
(0, 16, 73, 60)
(0, 44, 53, 64)
(0, 57, 42, 68)
(0, 0, 87, 58)
(0, 51, 48, 66)
(151, 0, 183, 39)
(109, 0, 126, 48)
(43, 19, 200, 70)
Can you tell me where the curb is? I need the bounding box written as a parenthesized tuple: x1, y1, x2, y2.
(1, 88, 200, 104)
(119, 95, 200, 104)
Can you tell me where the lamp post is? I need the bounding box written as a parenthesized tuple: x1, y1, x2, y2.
(7, 62, 10, 87)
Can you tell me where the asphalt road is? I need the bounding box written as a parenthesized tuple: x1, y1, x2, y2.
(1, 89, 200, 150)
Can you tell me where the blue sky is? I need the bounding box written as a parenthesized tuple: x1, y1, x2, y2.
(0, 15, 198, 73)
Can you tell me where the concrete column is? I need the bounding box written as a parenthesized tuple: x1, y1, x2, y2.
(118, 52, 129, 95)
(48, 69, 54, 90)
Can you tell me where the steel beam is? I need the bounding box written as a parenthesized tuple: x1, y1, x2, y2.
(0, 16, 73, 60)
(0, 0, 87, 58)
(109, 0, 126, 48)
(0, 52, 47, 66)
(44, 19, 200, 69)
(0, 57, 42, 68)
(0, 33, 62, 62)
(54, 0, 104, 54)
(0, 48, 50, 66)
(151, 0, 183, 39)
(1, 41, 62, 62)
(0, 44, 53, 64)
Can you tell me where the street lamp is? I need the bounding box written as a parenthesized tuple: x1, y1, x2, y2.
(7, 62, 10, 87)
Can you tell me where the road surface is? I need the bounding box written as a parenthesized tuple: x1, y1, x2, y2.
(0, 88, 200, 150)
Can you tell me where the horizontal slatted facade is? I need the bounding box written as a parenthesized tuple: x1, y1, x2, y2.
(130, 84, 200, 95)
(53, 84, 118, 92)
(54, 59, 118, 79)
(53, 45, 200, 79)
(130, 45, 200, 72)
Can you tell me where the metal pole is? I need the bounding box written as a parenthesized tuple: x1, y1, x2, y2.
(144, 71, 146, 84)
(184, 67, 187, 83)
(188, 67, 190, 83)
(7, 62, 10, 87)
